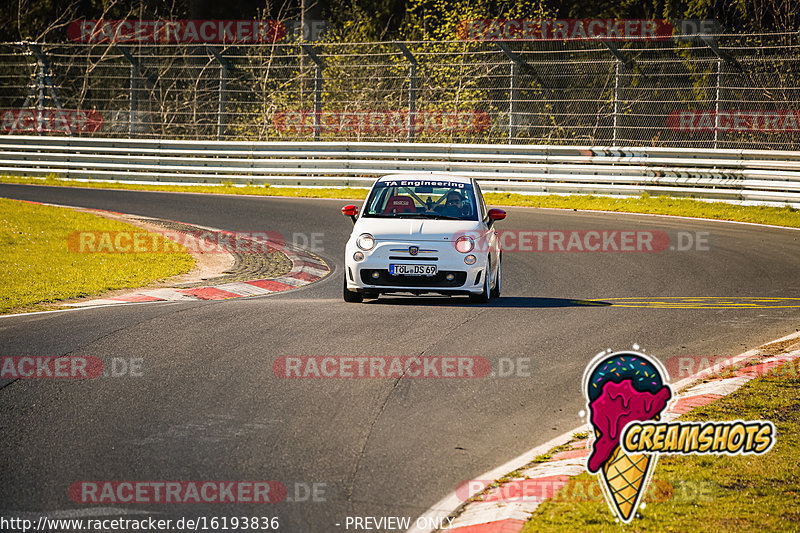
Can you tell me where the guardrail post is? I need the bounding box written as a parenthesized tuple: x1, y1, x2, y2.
(301, 44, 325, 141)
(395, 43, 418, 142)
(209, 47, 231, 140)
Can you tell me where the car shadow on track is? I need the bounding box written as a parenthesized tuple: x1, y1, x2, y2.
(364, 296, 612, 308)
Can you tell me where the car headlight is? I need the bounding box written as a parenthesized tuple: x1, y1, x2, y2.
(356, 233, 375, 250)
(464, 254, 477, 265)
(353, 251, 364, 261)
(455, 236, 474, 253)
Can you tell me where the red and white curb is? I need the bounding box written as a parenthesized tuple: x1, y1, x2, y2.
(10, 199, 330, 307)
(65, 243, 330, 307)
(412, 331, 800, 533)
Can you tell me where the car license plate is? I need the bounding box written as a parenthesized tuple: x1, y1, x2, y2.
(390, 264, 437, 276)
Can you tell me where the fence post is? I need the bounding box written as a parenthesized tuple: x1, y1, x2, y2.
(613, 60, 620, 146)
(714, 59, 724, 149)
(601, 41, 633, 147)
(218, 62, 228, 140)
(509, 61, 519, 144)
(116, 45, 159, 136)
(24, 43, 70, 135)
(408, 62, 417, 142)
(395, 43, 418, 142)
(116, 46, 144, 136)
(493, 42, 548, 144)
(495, 42, 528, 144)
(36, 59, 45, 117)
(209, 47, 231, 140)
(701, 36, 740, 150)
(129, 61, 137, 136)
(301, 44, 325, 141)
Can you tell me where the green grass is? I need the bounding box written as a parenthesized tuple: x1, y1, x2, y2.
(0, 198, 194, 313)
(520, 360, 800, 532)
(483, 192, 800, 228)
(3, 174, 799, 229)
(0, 174, 370, 201)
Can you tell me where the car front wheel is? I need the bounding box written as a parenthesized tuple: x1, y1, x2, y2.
(490, 253, 501, 299)
(343, 276, 363, 303)
(469, 261, 492, 304)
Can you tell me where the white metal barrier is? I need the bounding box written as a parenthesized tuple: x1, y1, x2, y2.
(2, 135, 800, 206)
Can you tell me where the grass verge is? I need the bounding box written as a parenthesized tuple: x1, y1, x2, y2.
(0, 198, 194, 314)
(484, 192, 800, 228)
(3, 174, 800, 229)
(520, 360, 800, 532)
(0, 174, 370, 201)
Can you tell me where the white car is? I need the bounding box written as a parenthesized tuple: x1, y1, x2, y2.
(341, 174, 506, 303)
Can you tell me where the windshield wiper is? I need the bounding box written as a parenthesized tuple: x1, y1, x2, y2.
(364, 213, 464, 220)
(402, 213, 463, 220)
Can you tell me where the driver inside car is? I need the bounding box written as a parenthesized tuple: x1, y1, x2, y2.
(438, 191, 465, 217)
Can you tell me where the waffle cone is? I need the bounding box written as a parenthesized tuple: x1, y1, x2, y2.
(600, 445, 651, 521)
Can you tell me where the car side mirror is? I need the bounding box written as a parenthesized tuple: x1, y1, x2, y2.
(342, 205, 358, 224)
(487, 208, 506, 227)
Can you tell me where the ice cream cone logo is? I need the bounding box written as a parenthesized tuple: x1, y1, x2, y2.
(582, 350, 672, 523)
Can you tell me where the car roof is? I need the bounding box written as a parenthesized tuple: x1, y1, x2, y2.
(375, 173, 473, 185)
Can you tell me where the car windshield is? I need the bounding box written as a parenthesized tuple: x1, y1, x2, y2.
(362, 179, 479, 221)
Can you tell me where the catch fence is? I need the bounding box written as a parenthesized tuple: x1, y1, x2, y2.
(1, 33, 799, 149)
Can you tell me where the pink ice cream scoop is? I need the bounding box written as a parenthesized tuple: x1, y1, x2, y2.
(587, 379, 671, 472)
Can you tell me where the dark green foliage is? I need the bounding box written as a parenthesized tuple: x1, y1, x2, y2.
(1, 0, 796, 43)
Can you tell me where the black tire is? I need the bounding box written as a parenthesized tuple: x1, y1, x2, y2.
(343, 276, 363, 303)
(469, 260, 491, 303)
(490, 253, 501, 299)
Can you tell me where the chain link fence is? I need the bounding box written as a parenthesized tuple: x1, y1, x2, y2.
(1, 33, 799, 149)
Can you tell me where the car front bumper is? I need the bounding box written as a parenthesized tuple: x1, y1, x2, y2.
(344, 239, 489, 294)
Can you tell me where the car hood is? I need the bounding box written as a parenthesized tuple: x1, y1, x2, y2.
(353, 218, 483, 242)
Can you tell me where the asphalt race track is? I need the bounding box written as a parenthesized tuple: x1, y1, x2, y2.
(2, 183, 799, 532)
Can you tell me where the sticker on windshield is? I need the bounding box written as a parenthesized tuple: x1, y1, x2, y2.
(379, 180, 465, 189)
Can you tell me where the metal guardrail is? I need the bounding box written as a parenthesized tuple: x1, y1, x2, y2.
(1, 135, 800, 206)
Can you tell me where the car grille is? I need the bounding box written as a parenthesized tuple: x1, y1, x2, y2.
(360, 269, 467, 287)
